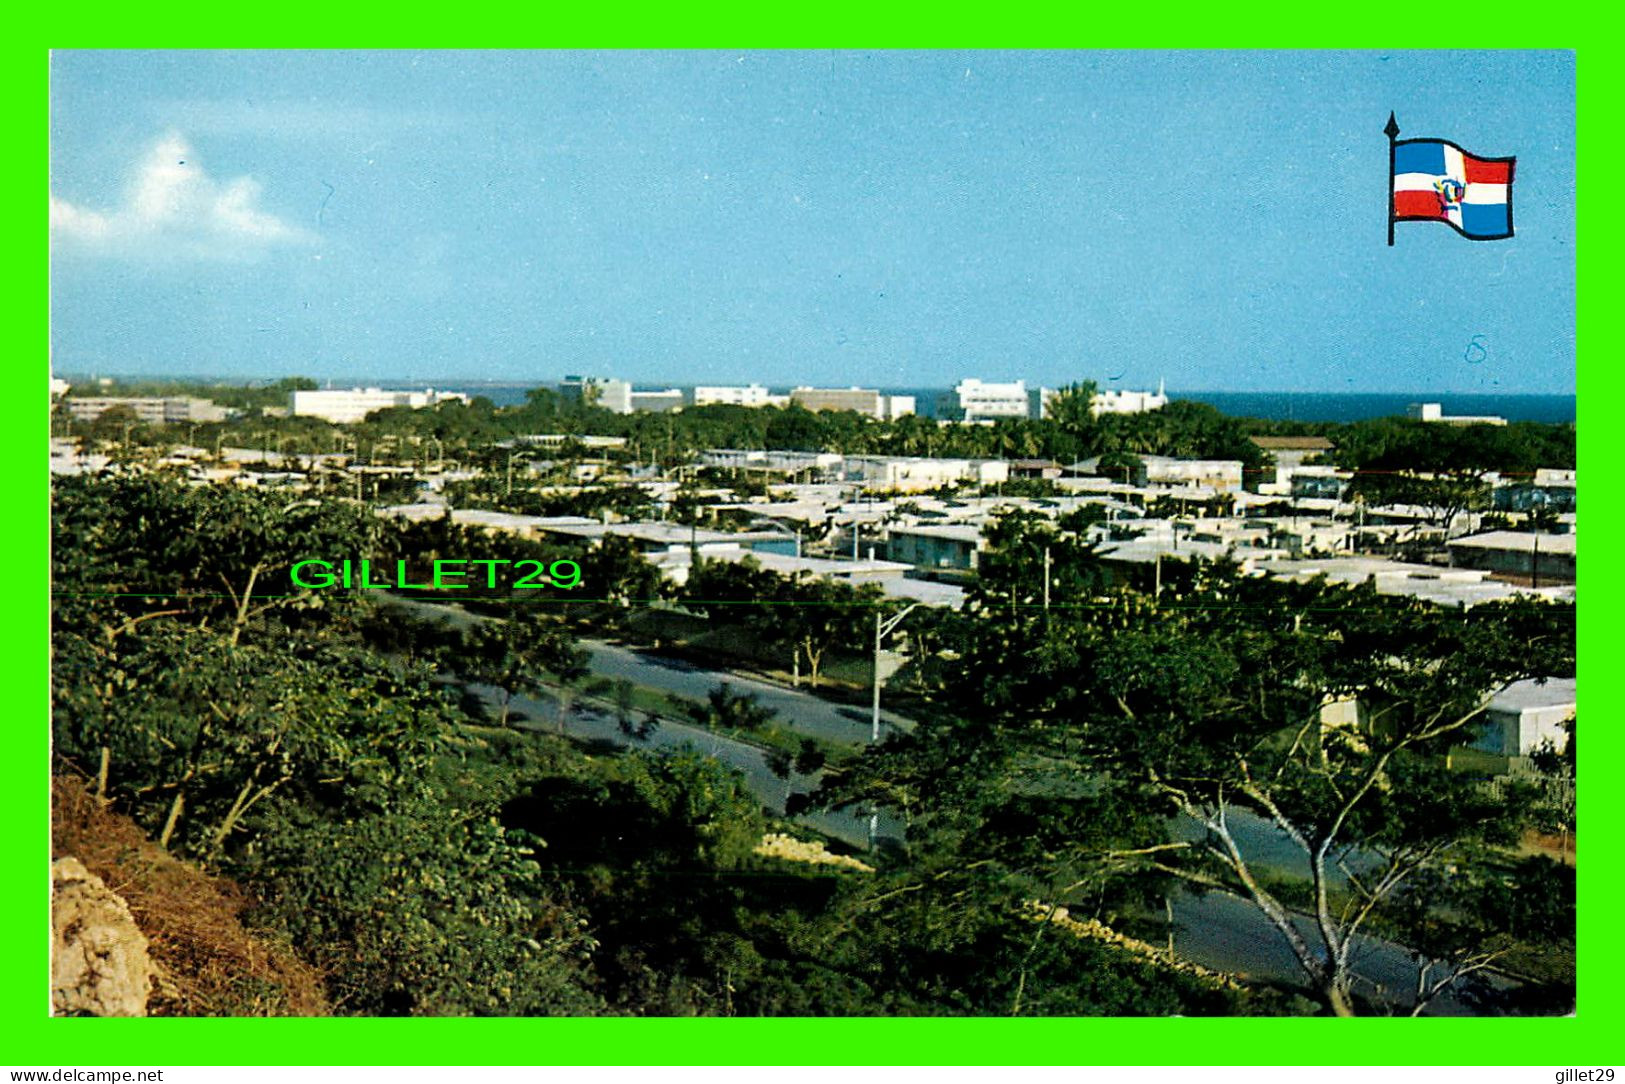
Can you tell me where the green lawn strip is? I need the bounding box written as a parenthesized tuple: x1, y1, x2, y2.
(572, 675, 860, 764)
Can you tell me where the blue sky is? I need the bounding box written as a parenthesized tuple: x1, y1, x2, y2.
(49, 50, 1575, 394)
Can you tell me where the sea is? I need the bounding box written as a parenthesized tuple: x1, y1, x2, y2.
(405, 382, 1577, 425)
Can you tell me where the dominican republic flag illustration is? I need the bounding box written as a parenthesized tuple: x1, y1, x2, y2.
(1386, 113, 1515, 242)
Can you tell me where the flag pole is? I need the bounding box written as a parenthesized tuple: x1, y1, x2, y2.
(1384, 112, 1400, 247)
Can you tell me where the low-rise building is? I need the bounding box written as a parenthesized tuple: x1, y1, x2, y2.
(844, 455, 1008, 492)
(694, 384, 783, 407)
(940, 378, 1036, 421)
(886, 524, 986, 571)
(1448, 677, 1576, 773)
(63, 396, 231, 425)
(1494, 468, 1577, 514)
(1008, 459, 1063, 480)
(1290, 466, 1350, 500)
(1089, 383, 1168, 416)
(558, 376, 633, 414)
(1447, 530, 1576, 584)
(1133, 456, 1245, 491)
(1409, 402, 1508, 426)
(290, 387, 468, 423)
(515, 434, 629, 449)
(628, 388, 685, 413)
(789, 386, 914, 420)
(701, 449, 844, 479)
(1249, 435, 1336, 494)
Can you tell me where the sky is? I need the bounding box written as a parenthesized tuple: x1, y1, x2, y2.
(48, 50, 1575, 395)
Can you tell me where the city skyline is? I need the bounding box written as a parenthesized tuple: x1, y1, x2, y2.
(50, 50, 1575, 395)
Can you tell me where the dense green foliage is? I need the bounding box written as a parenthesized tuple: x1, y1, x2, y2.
(54, 473, 1256, 1016)
(820, 512, 1577, 1016)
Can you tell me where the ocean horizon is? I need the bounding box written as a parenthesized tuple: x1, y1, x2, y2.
(404, 383, 1578, 424)
(56, 374, 1577, 424)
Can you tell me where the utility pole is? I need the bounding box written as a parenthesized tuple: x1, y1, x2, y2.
(1532, 531, 1540, 590)
(872, 603, 921, 742)
(1042, 545, 1051, 612)
(506, 451, 523, 496)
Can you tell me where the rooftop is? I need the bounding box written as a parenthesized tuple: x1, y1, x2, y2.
(1448, 531, 1577, 556)
(1248, 436, 1335, 451)
(1489, 677, 1577, 714)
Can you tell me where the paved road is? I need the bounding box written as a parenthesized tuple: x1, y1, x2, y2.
(383, 595, 914, 744)
(380, 594, 1515, 1014)
(480, 681, 902, 851)
(1167, 888, 1502, 1016)
(578, 639, 915, 746)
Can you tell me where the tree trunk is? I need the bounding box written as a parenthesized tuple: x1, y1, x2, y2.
(1325, 980, 1357, 1018)
(158, 789, 185, 850)
(95, 747, 110, 804)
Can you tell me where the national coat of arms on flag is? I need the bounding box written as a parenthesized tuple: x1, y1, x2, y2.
(1386, 113, 1515, 242)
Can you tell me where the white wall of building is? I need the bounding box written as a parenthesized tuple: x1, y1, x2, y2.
(291, 388, 469, 423)
(694, 384, 772, 407)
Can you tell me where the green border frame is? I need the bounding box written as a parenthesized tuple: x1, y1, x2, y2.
(14, 22, 1611, 1066)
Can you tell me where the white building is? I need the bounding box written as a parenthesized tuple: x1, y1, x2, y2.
(1134, 456, 1245, 491)
(790, 387, 915, 421)
(945, 379, 1034, 421)
(1090, 382, 1169, 415)
(64, 396, 231, 424)
(629, 388, 685, 413)
(1409, 402, 1508, 426)
(694, 384, 779, 407)
(701, 449, 845, 477)
(290, 387, 469, 424)
(1470, 677, 1576, 758)
(845, 455, 1009, 492)
(558, 376, 633, 414)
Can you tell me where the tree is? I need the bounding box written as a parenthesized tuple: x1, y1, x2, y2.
(52, 623, 453, 857)
(766, 747, 795, 806)
(52, 473, 379, 648)
(686, 682, 778, 733)
(243, 793, 601, 1016)
(772, 574, 883, 689)
(1043, 381, 1101, 440)
(821, 561, 1574, 1016)
(461, 613, 588, 729)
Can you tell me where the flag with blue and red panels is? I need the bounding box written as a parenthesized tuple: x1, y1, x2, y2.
(1392, 138, 1515, 240)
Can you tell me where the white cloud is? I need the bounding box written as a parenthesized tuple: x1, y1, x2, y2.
(51, 133, 315, 261)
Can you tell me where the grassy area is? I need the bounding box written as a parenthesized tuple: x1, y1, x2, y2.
(575, 675, 861, 765)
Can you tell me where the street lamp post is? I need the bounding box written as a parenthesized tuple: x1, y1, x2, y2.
(872, 603, 921, 742)
(506, 451, 526, 497)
